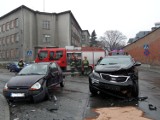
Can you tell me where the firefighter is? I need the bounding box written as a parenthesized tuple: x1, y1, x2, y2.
(82, 56, 89, 75)
(70, 57, 76, 77)
(97, 56, 103, 64)
(18, 59, 24, 71)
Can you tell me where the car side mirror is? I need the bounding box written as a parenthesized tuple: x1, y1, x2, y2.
(134, 62, 141, 66)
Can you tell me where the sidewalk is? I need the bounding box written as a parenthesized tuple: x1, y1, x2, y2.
(0, 94, 10, 120)
(0, 68, 10, 120)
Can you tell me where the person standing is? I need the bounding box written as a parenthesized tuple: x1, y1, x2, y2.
(18, 59, 24, 71)
(70, 57, 76, 77)
(97, 56, 103, 64)
(82, 56, 89, 75)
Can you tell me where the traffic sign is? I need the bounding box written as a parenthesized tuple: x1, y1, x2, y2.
(143, 44, 149, 49)
(27, 50, 32, 56)
(144, 49, 150, 56)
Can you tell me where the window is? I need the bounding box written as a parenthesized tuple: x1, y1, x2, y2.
(2, 51, 5, 58)
(10, 20, 14, 29)
(0, 26, 1, 33)
(15, 18, 19, 27)
(0, 38, 1, 45)
(15, 48, 19, 58)
(11, 34, 15, 43)
(38, 51, 48, 60)
(6, 36, 10, 45)
(6, 50, 9, 58)
(43, 34, 50, 43)
(11, 49, 15, 58)
(2, 24, 5, 32)
(49, 51, 54, 60)
(42, 21, 50, 29)
(2, 38, 5, 45)
(6, 22, 10, 31)
(15, 33, 19, 42)
(55, 51, 63, 60)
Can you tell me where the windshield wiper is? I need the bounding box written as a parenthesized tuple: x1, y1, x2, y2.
(99, 64, 107, 65)
(18, 74, 27, 76)
(109, 63, 117, 65)
(27, 73, 41, 75)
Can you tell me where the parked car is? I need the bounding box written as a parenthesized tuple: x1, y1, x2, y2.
(9, 62, 28, 72)
(89, 55, 141, 98)
(3, 62, 65, 103)
(9, 62, 21, 72)
(6, 62, 12, 70)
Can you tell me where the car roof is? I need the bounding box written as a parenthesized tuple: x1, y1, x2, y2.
(33, 62, 55, 65)
(105, 55, 132, 58)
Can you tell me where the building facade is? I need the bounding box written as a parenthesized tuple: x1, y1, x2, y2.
(124, 27, 160, 66)
(0, 5, 90, 62)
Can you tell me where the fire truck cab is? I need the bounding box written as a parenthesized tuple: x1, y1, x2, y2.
(35, 46, 106, 73)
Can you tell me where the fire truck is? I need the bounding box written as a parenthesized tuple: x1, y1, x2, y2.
(35, 46, 106, 73)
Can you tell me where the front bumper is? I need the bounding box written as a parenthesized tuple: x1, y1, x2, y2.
(3, 88, 46, 102)
(89, 75, 134, 97)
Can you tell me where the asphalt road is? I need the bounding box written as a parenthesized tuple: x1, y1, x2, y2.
(0, 69, 160, 120)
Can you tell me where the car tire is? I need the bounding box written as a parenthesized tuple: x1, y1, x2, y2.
(89, 85, 97, 96)
(45, 87, 53, 100)
(132, 81, 139, 98)
(60, 80, 65, 87)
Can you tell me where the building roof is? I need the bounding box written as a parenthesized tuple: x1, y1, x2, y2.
(0, 5, 82, 31)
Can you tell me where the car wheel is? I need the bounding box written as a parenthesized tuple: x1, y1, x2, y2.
(60, 80, 65, 87)
(45, 87, 53, 100)
(132, 81, 139, 98)
(89, 85, 97, 96)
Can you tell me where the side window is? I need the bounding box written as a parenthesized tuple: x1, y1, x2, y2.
(38, 51, 48, 60)
(50, 63, 58, 71)
(49, 51, 54, 60)
(55, 51, 63, 60)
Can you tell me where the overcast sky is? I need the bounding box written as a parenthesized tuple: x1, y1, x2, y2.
(0, 0, 160, 41)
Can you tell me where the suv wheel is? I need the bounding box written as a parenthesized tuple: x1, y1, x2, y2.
(132, 81, 139, 98)
(60, 80, 65, 87)
(89, 85, 97, 96)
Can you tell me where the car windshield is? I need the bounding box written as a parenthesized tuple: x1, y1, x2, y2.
(100, 57, 132, 65)
(18, 64, 48, 75)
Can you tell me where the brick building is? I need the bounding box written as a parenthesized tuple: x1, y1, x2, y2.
(0, 5, 90, 62)
(123, 27, 160, 66)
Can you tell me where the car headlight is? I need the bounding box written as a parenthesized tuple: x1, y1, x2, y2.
(4, 83, 8, 91)
(92, 70, 101, 79)
(30, 82, 41, 90)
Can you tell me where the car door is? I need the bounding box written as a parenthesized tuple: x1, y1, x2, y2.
(49, 63, 60, 85)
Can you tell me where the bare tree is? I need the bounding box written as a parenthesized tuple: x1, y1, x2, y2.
(99, 30, 127, 51)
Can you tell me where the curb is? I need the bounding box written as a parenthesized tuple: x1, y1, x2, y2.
(0, 94, 10, 120)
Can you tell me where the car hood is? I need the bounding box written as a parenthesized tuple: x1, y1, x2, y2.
(7, 75, 45, 87)
(95, 63, 133, 72)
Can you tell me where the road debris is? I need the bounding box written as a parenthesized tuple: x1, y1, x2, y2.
(30, 109, 36, 112)
(148, 104, 157, 111)
(138, 96, 148, 101)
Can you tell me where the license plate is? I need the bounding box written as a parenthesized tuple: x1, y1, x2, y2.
(105, 85, 120, 91)
(11, 93, 25, 97)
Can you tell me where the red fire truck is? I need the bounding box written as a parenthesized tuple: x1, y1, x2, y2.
(35, 46, 106, 73)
